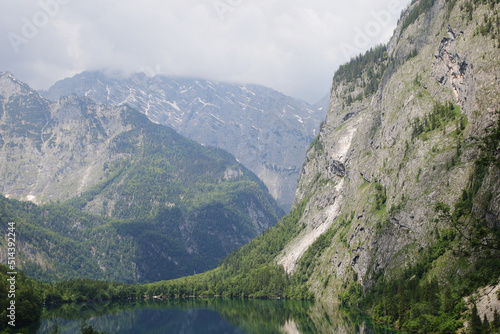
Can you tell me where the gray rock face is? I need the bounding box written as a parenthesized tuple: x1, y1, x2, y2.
(432, 26, 476, 115)
(0, 72, 132, 203)
(280, 0, 500, 301)
(42, 73, 328, 210)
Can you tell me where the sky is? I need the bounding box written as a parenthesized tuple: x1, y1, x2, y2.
(1, 0, 411, 103)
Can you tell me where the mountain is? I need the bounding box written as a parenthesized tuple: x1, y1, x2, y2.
(287, 0, 500, 302)
(150, 0, 500, 331)
(41, 73, 328, 211)
(0, 72, 284, 282)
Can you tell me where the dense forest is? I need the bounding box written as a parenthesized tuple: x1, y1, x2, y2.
(0, 188, 279, 284)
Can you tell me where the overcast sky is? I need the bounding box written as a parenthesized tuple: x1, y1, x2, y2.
(1, 0, 411, 103)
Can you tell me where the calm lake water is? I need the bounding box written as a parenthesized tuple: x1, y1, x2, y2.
(35, 299, 405, 334)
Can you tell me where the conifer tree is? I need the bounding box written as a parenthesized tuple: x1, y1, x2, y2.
(493, 309, 500, 333)
(484, 314, 492, 334)
(469, 304, 483, 334)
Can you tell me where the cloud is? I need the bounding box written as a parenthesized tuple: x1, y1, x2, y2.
(0, 0, 410, 103)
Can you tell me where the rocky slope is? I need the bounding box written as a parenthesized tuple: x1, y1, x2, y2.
(144, 4, 499, 322)
(279, 0, 500, 307)
(41, 72, 328, 210)
(0, 72, 284, 281)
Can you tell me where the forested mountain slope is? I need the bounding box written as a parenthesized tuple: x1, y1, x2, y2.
(41, 72, 327, 210)
(0, 72, 283, 282)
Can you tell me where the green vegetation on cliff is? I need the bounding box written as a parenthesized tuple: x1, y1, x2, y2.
(287, 1, 500, 332)
(334, 44, 388, 105)
(400, 0, 437, 35)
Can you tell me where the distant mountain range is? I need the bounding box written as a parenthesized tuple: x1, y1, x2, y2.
(41, 72, 328, 210)
(0, 72, 284, 282)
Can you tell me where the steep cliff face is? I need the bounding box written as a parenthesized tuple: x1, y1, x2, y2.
(0, 72, 132, 203)
(282, 0, 500, 302)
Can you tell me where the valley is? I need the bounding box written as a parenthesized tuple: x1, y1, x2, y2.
(1, 0, 500, 333)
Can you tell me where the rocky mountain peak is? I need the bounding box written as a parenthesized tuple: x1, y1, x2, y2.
(41, 72, 328, 210)
(0, 71, 33, 99)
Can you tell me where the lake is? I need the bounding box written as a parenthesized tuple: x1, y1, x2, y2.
(35, 299, 405, 333)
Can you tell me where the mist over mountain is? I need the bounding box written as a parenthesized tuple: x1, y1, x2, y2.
(41, 72, 328, 211)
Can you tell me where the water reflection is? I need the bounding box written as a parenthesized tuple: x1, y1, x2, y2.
(37, 299, 404, 334)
